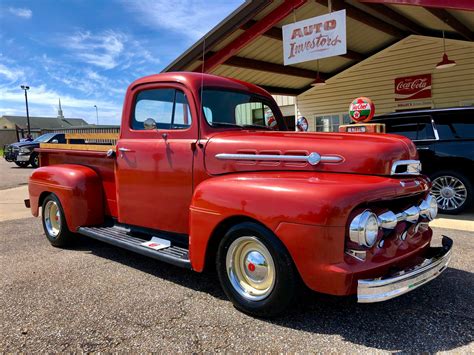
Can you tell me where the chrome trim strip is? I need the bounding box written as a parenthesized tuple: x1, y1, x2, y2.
(215, 152, 343, 166)
(357, 236, 453, 303)
(391, 159, 422, 175)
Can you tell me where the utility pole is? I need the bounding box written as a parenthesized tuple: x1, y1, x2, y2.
(94, 105, 99, 125)
(20, 85, 31, 135)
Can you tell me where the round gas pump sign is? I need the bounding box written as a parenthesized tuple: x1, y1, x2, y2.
(349, 97, 375, 123)
(297, 116, 309, 131)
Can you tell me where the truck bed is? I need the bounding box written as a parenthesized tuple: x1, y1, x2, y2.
(37, 133, 118, 217)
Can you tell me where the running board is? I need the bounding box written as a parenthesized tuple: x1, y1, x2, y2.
(77, 225, 191, 269)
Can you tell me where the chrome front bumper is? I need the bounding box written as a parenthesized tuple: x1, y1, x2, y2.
(358, 236, 453, 303)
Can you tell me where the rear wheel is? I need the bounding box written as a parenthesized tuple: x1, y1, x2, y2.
(41, 194, 74, 247)
(216, 222, 297, 317)
(14, 161, 29, 168)
(430, 170, 473, 214)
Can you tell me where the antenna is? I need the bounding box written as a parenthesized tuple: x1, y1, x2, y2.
(199, 36, 206, 125)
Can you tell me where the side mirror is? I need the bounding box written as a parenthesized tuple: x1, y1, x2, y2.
(143, 118, 157, 130)
(51, 139, 59, 143)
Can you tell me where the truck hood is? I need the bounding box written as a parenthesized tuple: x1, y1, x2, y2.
(8, 141, 39, 149)
(204, 131, 418, 176)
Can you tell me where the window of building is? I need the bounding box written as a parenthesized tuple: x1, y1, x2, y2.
(314, 113, 351, 132)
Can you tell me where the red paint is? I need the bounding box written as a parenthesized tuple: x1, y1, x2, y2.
(29, 72, 436, 297)
(395, 74, 432, 101)
(196, 0, 306, 73)
(248, 263, 256, 272)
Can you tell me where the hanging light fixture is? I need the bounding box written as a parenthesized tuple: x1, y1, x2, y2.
(436, 30, 456, 69)
(311, 60, 326, 86)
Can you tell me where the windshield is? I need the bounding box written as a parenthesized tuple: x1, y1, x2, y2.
(33, 133, 56, 143)
(201, 89, 286, 130)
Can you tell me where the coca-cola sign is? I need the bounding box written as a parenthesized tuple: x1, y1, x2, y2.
(394, 74, 432, 101)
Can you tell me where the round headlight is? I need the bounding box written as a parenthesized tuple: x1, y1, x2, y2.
(349, 210, 380, 248)
(420, 195, 438, 221)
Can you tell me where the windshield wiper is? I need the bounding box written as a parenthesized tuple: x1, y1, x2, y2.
(211, 122, 243, 128)
(242, 124, 271, 130)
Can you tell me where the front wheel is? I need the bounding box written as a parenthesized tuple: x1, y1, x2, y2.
(15, 161, 30, 168)
(430, 170, 473, 214)
(216, 222, 298, 317)
(41, 194, 74, 247)
(30, 153, 39, 168)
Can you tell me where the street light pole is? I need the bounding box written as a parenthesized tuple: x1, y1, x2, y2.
(94, 105, 99, 125)
(20, 85, 31, 135)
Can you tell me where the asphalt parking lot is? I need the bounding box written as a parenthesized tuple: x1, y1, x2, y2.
(1, 158, 473, 352)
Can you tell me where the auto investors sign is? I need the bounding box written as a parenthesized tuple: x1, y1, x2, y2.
(282, 10, 347, 66)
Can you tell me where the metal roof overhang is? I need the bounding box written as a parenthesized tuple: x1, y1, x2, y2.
(163, 0, 474, 96)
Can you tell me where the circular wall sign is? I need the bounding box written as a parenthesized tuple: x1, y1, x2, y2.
(349, 97, 375, 123)
(297, 116, 309, 131)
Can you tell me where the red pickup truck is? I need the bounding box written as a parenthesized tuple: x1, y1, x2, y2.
(27, 72, 452, 317)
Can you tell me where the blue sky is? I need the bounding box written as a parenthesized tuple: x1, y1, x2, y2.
(0, 0, 243, 125)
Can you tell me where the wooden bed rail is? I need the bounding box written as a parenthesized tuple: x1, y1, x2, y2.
(39, 132, 119, 152)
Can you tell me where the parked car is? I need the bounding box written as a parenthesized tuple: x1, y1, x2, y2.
(372, 107, 474, 214)
(3, 133, 66, 168)
(25, 73, 452, 317)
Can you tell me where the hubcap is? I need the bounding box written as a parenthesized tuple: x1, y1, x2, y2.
(431, 176, 467, 211)
(226, 236, 275, 301)
(44, 200, 61, 238)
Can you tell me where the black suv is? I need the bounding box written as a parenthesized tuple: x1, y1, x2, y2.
(3, 133, 65, 168)
(373, 107, 474, 214)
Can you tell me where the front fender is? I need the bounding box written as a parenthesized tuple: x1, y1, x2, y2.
(188, 171, 429, 272)
(29, 164, 104, 231)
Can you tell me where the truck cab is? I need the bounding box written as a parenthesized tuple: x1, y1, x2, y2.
(27, 72, 452, 317)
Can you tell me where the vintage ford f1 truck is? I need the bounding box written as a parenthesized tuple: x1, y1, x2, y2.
(27, 72, 452, 316)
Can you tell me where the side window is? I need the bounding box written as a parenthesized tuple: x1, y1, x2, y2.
(173, 91, 192, 129)
(435, 111, 474, 139)
(387, 121, 418, 140)
(132, 89, 192, 130)
(385, 116, 435, 140)
(416, 116, 436, 140)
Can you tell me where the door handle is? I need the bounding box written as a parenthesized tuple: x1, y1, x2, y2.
(118, 147, 134, 158)
(118, 147, 134, 152)
(416, 147, 430, 150)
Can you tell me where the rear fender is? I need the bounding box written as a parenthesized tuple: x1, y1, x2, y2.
(29, 164, 104, 231)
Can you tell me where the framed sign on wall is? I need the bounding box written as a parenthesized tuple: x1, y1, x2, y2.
(282, 10, 347, 65)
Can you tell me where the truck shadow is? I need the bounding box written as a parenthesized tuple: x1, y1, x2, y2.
(79, 238, 473, 352)
(273, 266, 474, 352)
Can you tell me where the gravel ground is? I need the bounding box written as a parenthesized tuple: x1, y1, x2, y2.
(0, 158, 34, 190)
(1, 218, 472, 352)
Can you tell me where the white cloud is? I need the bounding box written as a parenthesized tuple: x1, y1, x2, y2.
(122, 0, 243, 40)
(0, 63, 24, 82)
(64, 30, 126, 69)
(61, 30, 160, 70)
(8, 7, 32, 19)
